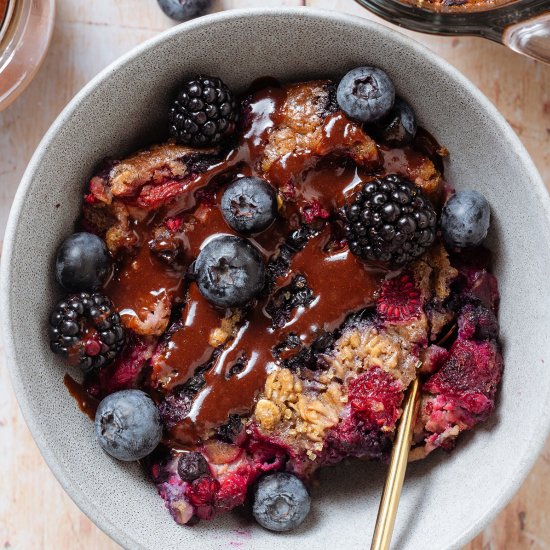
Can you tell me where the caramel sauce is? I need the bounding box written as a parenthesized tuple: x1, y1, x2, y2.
(99, 80, 441, 446)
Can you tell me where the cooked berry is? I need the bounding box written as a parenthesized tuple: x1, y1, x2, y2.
(94, 390, 162, 461)
(441, 190, 490, 248)
(55, 232, 112, 292)
(178, 452, 209, 482)
(194, 235, 266, 308)
(252, 473, 311, 532)
(458, 303, 499, 341)
(348, 367, 404, 430)
(374, 97, 417, 146)
(157, 0, 211, 21)
(221, 177, 278, 234)
(216, 471, 250, 511)
(266, 274, 314, 328)
(48, 292, 125, 372)
(169, 75, 237, 147)
(423, 338, 502, 421)
(216, 414, 244, 443)
(342, 175, 436, 266)
(265, 225, 318, 286)
(185, 475, 220, 519)
(337, 67, 395, 123)
(302, 200, 330, 224)
(377, 273, 422, 322)
(158, 389, 193, 429)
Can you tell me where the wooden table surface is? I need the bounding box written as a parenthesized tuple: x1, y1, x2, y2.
(0, 1, 549, 548)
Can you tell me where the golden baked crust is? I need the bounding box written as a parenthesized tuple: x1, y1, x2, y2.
(262, 81, 381, 179)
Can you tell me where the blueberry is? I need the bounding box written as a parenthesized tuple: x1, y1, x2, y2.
(178, 451, 209, 481)
(94, 390, 163, 461)
(337, 67, 395, 123)
(156, 0, 211, 22)
(252, 473, 311, 532)
(375, 97, 417, 146)
(441, 190, 490, 248)
(221, 177, 278, 234)
(55, 233, 112, 292)
(194, 235, 266, 308)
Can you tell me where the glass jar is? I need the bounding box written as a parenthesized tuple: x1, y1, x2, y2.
(0, 0, 55, 111)
(354, 0, 550, 63)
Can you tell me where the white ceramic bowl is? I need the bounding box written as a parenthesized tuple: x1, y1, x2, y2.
(2, 8, 550, 550)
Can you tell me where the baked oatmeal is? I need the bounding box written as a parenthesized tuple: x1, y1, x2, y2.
(49, 69, 501, 530)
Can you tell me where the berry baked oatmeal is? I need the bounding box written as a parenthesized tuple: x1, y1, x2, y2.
(49, 67, 501, 531)
(403, 0, 510, 10)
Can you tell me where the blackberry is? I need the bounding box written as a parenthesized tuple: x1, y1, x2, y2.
(49, 292, 125, 372)
(169, 75, 238, 147)
(342, 175, 436, 267)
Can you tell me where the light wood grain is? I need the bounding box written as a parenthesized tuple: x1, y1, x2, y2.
(0, 1, 549, 548)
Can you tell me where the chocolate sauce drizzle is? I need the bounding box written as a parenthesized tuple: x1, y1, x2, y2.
(76, 80, 443, 446)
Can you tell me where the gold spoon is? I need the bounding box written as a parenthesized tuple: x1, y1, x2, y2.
(370, 368, 420, 550)
(371, 325, 457, 550)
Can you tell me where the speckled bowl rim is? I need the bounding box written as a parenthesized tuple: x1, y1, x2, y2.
(1, 7, 548, 550)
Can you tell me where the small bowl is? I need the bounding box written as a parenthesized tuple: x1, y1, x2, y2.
(2, 8, 550, 550)
(0, 0, 56, 111)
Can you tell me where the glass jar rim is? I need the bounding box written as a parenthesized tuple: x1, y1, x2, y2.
(0, 0, 56, 111)
(354, 0, 549, 40)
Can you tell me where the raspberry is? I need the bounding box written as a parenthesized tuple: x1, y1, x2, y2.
(136, 180, 183, 209)
(165, 216, 184, 232)
(245, 428, 290, 474)
(423, 338, 502, 415)
(302, 200, 330, 224)
(461, 269, 499, 311)
(98, 335, 151, 394)
(376, 273, 422, 322)
(185, 475, 220, 508)
(251, 441, 288, 471)
(215, 470, 250, 510)
(419, 345, 449, 375)
(195, 505, 215, 521)
(348, 367, 404, 431)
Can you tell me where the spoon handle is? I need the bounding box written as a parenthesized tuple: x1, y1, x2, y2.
(370, 375, 420, 550)
(503, 12, 550, 65)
